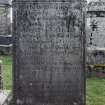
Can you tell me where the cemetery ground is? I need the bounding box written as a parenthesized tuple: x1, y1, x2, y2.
(1, 55, 105, 105)
(1, 55, 12, 90)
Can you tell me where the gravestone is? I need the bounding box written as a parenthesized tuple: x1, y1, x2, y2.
(13, 0, 86, 105)
(0, 0, 10, 35)
(0, 6, 8, 35)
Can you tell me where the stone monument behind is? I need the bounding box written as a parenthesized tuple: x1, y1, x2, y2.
(0, 0, 10, 35)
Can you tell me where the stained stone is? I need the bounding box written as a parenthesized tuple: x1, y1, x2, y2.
(0, 36, 12, 45)
(13, 0, 86, 105)
(0, 7, 8, 35)
(0, 90, 11, 105)
(0, 0, 9, 5)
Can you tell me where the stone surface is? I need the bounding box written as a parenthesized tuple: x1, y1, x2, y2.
(13, 0, 86, 105)
(0, 0, 11, 35)
(86, 1, 105, 66)
(88, 0, 105, 11)
(0, 90, 11, 105)
(0, 7, 8, 35)
(0, 35, 12, 45)
(87, 1, 105, 48)
(0, 0, 9, 5)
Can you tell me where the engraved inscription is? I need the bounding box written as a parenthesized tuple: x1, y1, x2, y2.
(13, 1, 85, 105)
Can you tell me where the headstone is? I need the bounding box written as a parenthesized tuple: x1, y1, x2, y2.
(13, 0, 86, 105)
(87, 1, 105, 47)
(0, 0, 11, 35)
(0, 6, 8, 35)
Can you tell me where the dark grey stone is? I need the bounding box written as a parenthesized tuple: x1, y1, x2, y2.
(0, 0, 9, 5)
(0, 36, 12, 45)
(0, 7, 8, 35)
(13, 0, 86, 105)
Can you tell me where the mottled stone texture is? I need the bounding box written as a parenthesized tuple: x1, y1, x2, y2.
(0, 7, 8, 35)
(87, 1, 105, 48)
(13, 0, 85, 105)
(0, 0, 9, 5)
(86, 1, 105, 67)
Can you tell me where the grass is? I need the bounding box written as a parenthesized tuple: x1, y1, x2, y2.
(1, 55, 105, 105)
(86, 78, 105, 105)
(0, 55, 12, 90)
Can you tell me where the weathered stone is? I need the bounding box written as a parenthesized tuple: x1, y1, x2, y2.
(86, 1, 105, 70)
(0, 7, 8, 35)
(0, 0, 9, 5)
(0, 0, 10, 35)
(87, 1, 105, 47)
(13, 0, 86, 105)
(0, 90, 11, 105)
(0, 35, 12, 45)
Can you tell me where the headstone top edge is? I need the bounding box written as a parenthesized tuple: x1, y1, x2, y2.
(12, 0, 81, 2)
